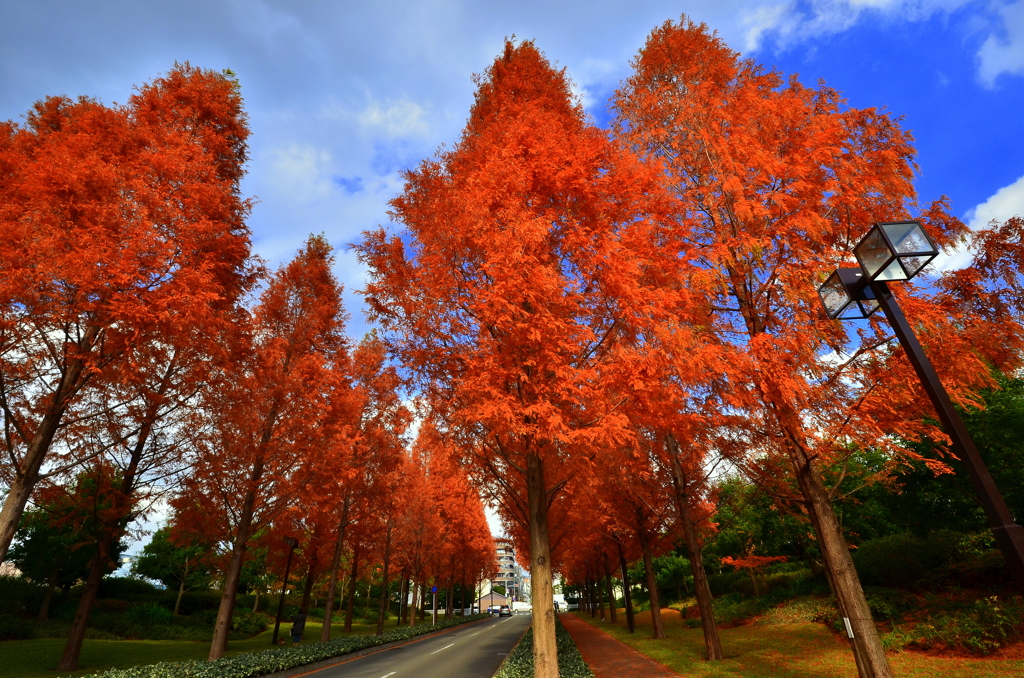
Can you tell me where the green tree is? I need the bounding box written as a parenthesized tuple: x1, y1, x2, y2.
(133, 526, 214, 615)
(9, 470, 127, 621)
(8, 504, 95, 621)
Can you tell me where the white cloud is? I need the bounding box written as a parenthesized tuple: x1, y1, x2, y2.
(358, 100, 430, 139)
(978, 1, 1024, 85)
(739, 0, 972, 52)
(933, 173, 1024, 271)
(268, 143, 334, 203)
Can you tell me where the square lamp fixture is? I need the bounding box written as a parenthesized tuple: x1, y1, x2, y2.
(852, 220, 938, 282)
(818, 268, 880, 320)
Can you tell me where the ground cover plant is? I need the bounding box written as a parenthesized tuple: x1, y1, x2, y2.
(493, 617, 593, 678)
(75, 614, 489, 678)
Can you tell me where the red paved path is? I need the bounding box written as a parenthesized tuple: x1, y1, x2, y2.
(559, 613, 682, 678)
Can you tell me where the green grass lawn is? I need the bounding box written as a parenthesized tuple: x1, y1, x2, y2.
(0, 620, 385, 678)
(571, 607, 1024, 678)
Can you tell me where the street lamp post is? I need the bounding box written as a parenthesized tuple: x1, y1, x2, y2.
(820, 220, 1024, 594)
(271, 536, 300, 645)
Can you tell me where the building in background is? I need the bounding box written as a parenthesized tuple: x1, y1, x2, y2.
(493, 537, 525, 602)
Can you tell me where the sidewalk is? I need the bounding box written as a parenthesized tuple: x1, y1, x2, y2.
(559, 613, 682, 678)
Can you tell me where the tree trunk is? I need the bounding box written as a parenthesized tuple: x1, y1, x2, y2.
(790, 440, 891, 678)
(176, 579, 188, 616)
(398, 572, 408, 625)
(59, 407, 156, 671)
(300, 567, 316, 614)
(38, 575, 57, 622)
(617, 541, 635, 633)
(376, 517, 393, 636)
(209, 485, 259, 660)
(603, 558, 617, 623)
(527, 452, 557, 678)
(640, 540, 666, 639)
(594, 564, 606, 620)
(320, 496, 351, 641)
(251, 586, 260, 614)
(408, 578, 419, 627)
(0, 334, 97, 563)
(666, 433, 723, 660)
(57, 535, 113, 670)
(344, 543, 360, 632)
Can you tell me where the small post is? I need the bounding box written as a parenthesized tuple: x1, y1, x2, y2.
(431, 585, 438, 625)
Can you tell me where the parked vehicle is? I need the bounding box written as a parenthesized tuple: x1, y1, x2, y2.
(498, 605, 512, 617)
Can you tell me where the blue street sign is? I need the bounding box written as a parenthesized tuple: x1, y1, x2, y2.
(431, 585, 437, 593)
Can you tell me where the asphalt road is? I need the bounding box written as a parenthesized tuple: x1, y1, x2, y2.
(305, 614, 531, 678)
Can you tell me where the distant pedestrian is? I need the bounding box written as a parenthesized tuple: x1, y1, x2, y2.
(290, 611, 306, 645)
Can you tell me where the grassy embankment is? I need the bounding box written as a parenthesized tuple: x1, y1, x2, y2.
(571, 605, 1024, 678)
(0, 620, 375, 678)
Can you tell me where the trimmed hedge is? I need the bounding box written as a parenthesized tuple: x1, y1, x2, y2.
(493, 618, 593, 678)
(82, 614, 490, 678)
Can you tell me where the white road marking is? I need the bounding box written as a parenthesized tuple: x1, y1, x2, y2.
(429, 643, 455, 655)
(380, 673, 396, 678)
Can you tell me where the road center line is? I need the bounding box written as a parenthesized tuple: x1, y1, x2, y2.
(380, 673, 396, 678)
(429, 643, 455, 655)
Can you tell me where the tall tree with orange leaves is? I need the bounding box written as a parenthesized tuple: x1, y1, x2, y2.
(614, 17, 1024, 677)
(0, 64, 254, 565)
(358, 40, 680, 676)
(174, 236, 349, 660)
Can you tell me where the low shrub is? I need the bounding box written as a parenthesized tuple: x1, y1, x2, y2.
(711, 592, 770, 626)
(493, 618, 593, 678)
(98, 578, 161, 600)
(854, 530, 995, 589)
(906, 596, 1024, 655)
(230, 610, 268, 636)
(0, 613, 33, 640)
(128, 602, 176, 626)
(0, 575, 46, 616)
(81, 614, 491, 678)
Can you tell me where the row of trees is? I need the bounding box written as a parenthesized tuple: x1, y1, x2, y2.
(0, 65, 497, 671)
(358, 18, 1024, 678)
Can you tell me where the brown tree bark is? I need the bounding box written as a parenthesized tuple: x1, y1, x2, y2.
(376, 516, 394, 636)
(397, 572, 408, 625)
(208, 513, 251, 660)
(38, 573, 58, 622)
(320, 495, 351, 641)
(0, 327, 100, 564)
(527, 452, 557, 678)
(299, 567, 316, 614)
(665, 433, 723, 660)
(603, 559, 617, 623)
(57, 535, 109, 671)
(617, 541, 635, 633)
(408, 570, 419, 628)
(639, 533, 666, 639)
(344, 543, 361, 632)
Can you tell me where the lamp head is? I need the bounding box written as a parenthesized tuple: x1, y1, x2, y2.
(853, 220, 938, 282)
(819, 267, 880, 320)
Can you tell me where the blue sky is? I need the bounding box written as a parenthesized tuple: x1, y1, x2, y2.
(3, 0, 1023, 339)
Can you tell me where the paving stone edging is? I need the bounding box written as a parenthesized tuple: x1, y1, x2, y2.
(262, 616, 494, 678)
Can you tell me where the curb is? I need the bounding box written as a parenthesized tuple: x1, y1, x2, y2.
(491, 620, 532, 677)
(262, 616, 493, 678)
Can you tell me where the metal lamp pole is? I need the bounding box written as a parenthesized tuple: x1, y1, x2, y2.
(819, 220, 1024, 594)
(870, 280, 1024, 591)
(271, 536, 300, 645)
